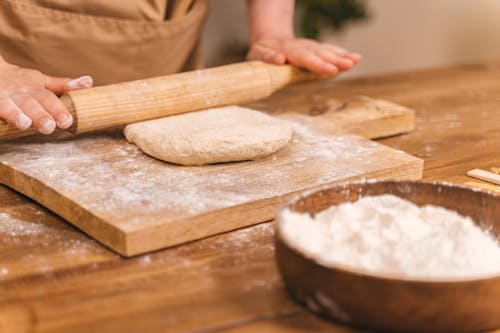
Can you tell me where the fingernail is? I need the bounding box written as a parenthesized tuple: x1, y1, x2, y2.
(16, 113, 32, 130)
(342, 58, 354, 66)
(39, 117, 56, 134)
(67, 75, 93, 90)
(57, 113, 73, 129)
(351, 53, 362, 62)
(325, 64, 339, 74)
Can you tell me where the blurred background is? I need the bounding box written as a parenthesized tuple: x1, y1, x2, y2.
(202, 0, 500, 78)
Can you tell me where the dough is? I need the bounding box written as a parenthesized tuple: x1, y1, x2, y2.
(124, 106, 293, 166)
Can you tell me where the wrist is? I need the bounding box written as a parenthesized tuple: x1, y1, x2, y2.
(250, 31, 294, 44)
(247, 0, 295, 44)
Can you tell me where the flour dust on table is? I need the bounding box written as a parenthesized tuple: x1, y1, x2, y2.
(124, 106, 293, 166)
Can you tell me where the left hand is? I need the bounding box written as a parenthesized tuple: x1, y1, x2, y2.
(247, 37, 361, 75)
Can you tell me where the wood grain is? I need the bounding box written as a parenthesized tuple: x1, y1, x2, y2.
(0, 97, 421, 256)
(465, 181, 500, 194)
(467, 168, 500, 185)
(1, 61, 500, 333)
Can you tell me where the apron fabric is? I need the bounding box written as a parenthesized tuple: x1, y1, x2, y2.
(0, 0, 207, 85)
(18, 0, 169, 21)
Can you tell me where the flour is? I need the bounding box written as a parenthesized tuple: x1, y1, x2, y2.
(0, 212, 49, 236)
(279, 194, 500, 280)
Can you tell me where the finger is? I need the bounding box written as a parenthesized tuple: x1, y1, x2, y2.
(343, 52, 362, 64)
(31, 90, 73, 129)
(0, 96, 32, 130)
(260, 50, 286, 65)
(323, 44, 349, 55)
(315, 49, 354, 71)
(44, 75, 94, 96)
(287, 49, 338, 75)
(323, 44, 362, 64)
(67, 75, 93, 91)
(44, 75, 72, 96)
(10, 93, 56, 134)
(271, 52, 286, 65)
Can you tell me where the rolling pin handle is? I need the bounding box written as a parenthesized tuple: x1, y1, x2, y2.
(60, 93, 78, 135)
(0, 119, 39, 141)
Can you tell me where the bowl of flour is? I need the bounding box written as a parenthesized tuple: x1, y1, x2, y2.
(275, 181, 500, 333)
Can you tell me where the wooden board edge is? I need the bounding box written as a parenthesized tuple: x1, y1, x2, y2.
(0, 164, 129, 255)
(281, 103, 416, 140)
(123, 156, 424, 256)
(344, 109, 416, 139)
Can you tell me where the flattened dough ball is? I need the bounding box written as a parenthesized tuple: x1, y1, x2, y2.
(123, 106, 293, 166)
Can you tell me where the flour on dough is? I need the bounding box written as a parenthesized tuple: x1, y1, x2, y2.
(123, 106, 293, 166)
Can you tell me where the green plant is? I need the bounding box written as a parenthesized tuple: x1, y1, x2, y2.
(297, 0, 368, 39)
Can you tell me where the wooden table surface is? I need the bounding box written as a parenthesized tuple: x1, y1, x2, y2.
(1, 61, 500, 333)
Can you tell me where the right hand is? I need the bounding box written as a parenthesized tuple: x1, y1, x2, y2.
(248, 37, 361, 76)
(0, 58, 93, 134)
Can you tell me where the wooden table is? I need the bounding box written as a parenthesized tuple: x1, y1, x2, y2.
(1, 61, 500, 333)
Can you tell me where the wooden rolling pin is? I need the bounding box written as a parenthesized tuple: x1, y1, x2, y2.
(0, 61, 333, 141)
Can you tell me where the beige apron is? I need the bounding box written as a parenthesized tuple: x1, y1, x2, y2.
(0, 0, 207, 85)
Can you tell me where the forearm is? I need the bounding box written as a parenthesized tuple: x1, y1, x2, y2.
(247, 0, 295, 43)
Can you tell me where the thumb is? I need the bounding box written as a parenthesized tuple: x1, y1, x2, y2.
(43, 75, 71, 96)
(67, 75, 93, 91)
(44, 75, 94, 96)
(247, 44, 287, 65)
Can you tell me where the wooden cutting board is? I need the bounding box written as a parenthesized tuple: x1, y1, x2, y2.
(0, 97, 423, 256)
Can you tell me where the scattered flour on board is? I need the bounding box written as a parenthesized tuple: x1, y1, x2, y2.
(0, 123, 405, 230)
(280, 194, 500, 280)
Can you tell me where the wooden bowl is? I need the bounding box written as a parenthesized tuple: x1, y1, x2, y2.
(275, 181, 500, 333)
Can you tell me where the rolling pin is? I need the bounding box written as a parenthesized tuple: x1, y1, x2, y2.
(0, 61, 334, 141)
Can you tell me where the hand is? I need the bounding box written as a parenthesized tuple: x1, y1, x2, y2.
(247, 37, 361, 75)
(0, 59, 93, 134)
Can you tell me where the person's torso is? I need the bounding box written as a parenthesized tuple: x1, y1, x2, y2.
(0, 0, 207, 85)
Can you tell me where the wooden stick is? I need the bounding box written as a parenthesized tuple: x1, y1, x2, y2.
(464, 181, 500, 194)
(467, 169, 500, 186)
(0, 61, 333, 141)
